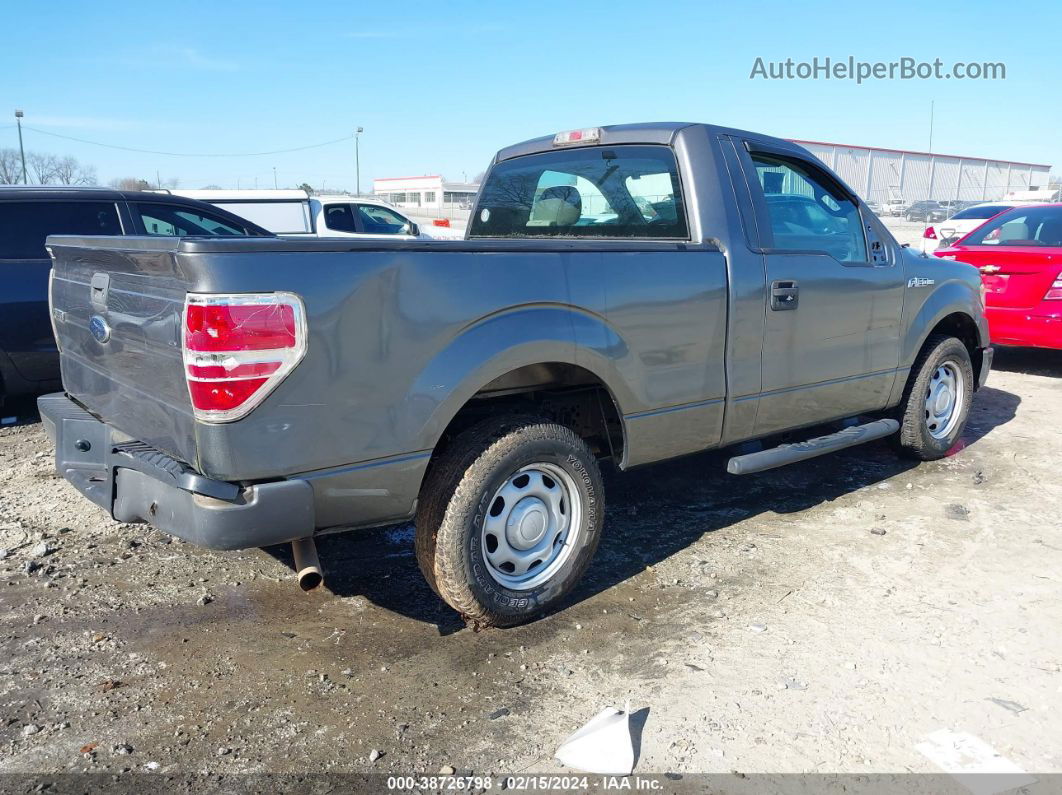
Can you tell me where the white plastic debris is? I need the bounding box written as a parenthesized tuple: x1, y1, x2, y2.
(555, 702, 635, 776)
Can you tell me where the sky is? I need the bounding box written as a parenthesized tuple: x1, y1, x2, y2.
(1, 0, 1059, 191)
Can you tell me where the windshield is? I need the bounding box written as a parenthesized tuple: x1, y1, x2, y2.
(951, 205, 1010, 221)
(960, 205, 1062, 247)
(469, 145, 687, 239)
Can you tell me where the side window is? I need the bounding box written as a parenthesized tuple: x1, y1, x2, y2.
(136, 204, 250, 236)
(356, 205, 410, 234)
(0, 201, 121, 259)
(323, 204, 357, 233)
(173, 209, 245, 235)
(751, 153, 868, 263)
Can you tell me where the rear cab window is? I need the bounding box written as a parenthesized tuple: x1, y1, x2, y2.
(469, 145, 688, 239)
(0, 201, 122, 259)
(323, 204, 357, 233)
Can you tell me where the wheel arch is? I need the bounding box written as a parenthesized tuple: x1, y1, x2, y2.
(890, 298, 988, 408)
(424, 359, 628, 471)
(897, 276, 989, 389)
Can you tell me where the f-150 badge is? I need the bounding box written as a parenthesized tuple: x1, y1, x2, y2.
(907, 277, 935, 288)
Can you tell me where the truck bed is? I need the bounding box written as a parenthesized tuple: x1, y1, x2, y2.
(47, 234, 727, 485)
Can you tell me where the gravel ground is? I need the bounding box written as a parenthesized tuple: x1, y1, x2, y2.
(1, 348, 1060, 783)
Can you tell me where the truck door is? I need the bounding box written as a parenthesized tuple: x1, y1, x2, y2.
(738, 143, 905, 435)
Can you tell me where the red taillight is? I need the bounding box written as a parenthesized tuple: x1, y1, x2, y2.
(187, 378, 270, 412)
(923, 226, 937, 239)
(1046, 273, 1062, 301)
(185, 304, 296, 352)
(183, 293, 306, 422)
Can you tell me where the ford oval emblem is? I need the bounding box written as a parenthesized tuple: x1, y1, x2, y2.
(89, 315, 111, 343)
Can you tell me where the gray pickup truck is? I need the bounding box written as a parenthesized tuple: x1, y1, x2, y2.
(40, 122, 991, 628)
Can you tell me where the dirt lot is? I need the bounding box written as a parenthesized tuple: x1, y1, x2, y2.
(1, 348, 1060, 784)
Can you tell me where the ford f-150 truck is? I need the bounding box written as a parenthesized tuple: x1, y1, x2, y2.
(39, 122, 992, 628)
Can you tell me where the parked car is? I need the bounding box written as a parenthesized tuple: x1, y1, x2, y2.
(934, 203, 1062, 349)
(0, 187, 271, 403)
(162, 189, 426, 240)
(919, 202, 1019, 253)
(905, 200, 944, 222)
(40, 122, 990, 627)
(885, 198, 908, 216)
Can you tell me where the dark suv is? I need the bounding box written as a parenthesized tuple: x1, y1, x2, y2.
(905, 200, 944, 222)
(0, 188, 271, 402)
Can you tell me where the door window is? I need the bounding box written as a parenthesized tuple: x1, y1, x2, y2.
(751, 153, 867, 263)
(0, 201, 121, 259)
(356, 204, 410, 234)
(136, 204, 251, 236)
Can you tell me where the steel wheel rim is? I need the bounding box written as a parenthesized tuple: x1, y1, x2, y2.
(480, 462, 582, 591)
(924, 360, 964, 440)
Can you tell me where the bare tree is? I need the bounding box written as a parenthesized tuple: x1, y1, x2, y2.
(51, 156, 97, 186)
(0, 148, 24, 184)
(28, 152, 58, 184)
(0, 149, 97, 185)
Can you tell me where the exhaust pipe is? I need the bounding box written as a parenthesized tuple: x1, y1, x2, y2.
(291, 537, 323, 592)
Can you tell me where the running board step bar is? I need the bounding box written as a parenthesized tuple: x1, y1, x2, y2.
(726, 418, 899, 475)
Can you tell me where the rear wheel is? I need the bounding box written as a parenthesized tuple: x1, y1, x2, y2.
(894, 335, 974, 460)
(415, 416, 604, 628)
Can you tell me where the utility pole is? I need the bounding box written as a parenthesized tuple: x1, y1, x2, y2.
(355, 127, 363, 195)
(156, 170, 162, 189)
(15, 109, 27, 185)
(928, 100, 934, 155)
(273, 166, 278, 189)
(926, 100, 935, 202)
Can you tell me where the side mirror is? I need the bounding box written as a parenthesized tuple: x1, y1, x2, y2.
(406, 222, 419, 237)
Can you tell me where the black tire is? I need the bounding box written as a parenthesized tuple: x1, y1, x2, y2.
(415, 416, 605, 628)
(894, 335, 974, 460)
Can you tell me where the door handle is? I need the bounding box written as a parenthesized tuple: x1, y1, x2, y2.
(770, 280, 799, 311)
(89, 272, 110, 308)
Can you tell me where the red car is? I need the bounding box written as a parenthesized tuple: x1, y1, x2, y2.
(934, 203, 1062, 349)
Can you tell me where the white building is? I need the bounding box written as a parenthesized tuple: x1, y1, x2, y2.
(791, 139, 1052, 206)
(372, 175, 479, 214)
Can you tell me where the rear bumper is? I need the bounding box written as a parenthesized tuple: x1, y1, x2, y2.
(38, 393, 314, 550)
(987, 306, 1062, 350)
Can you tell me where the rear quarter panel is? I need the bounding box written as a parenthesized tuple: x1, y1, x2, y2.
(182, 244, 727, 482)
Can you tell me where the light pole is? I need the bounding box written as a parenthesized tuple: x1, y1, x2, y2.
(15, 109, 27, 185)
(355, 127, 363, 195)
(273, 166, 277, 189)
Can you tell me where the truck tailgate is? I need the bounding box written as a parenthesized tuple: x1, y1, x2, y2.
(48, 236, 197, 465)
